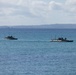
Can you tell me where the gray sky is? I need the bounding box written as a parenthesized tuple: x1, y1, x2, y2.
(0, 0, 76, 26)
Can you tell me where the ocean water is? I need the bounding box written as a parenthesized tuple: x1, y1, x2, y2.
(0, 28, 76, 75)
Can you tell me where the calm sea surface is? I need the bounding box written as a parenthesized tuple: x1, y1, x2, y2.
(0, 28, 76, 75)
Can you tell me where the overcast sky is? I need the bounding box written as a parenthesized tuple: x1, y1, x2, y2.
(0, 0, 76, 26)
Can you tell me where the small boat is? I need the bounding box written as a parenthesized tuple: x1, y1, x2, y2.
(5, 36, 18, 40)
(51, 37, 73, 42)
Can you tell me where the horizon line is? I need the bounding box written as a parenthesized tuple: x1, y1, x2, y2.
(0, 23, 76, 26)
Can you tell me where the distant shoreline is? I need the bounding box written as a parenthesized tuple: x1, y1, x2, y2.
(0, 24, 76, 29)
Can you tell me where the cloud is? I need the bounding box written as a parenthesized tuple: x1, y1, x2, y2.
(49, 1, 63, 11)
(29, 1, 48, 17)
(0, 0, 19, 5)
(0, 0, 63, 17)
(0, 0, 19, 15)
(65, 0, 76, 13)
(0, 0, 76, 25)
(0, 0, 76, 17)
